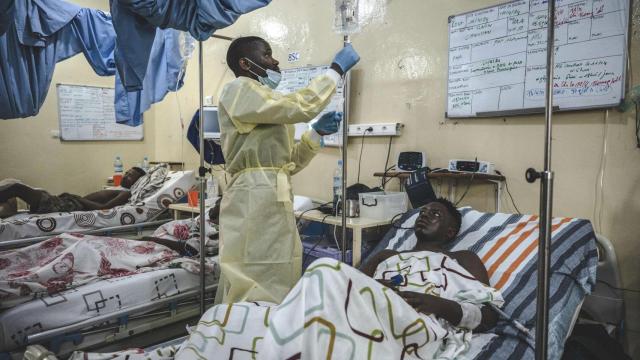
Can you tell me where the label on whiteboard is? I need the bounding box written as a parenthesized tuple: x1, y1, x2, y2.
(288, 51, 301, 63)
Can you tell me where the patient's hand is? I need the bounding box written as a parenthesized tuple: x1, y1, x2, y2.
(398, 291, 463, 326)
(376, 278, 397, 289)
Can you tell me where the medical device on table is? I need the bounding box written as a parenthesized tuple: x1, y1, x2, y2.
(396, 151, 426, 172)
(202, 106, 221, 140)
(448, 159, 495, 174)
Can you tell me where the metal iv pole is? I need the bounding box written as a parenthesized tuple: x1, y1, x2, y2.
(197, 40, 207, 315)
(525, 0, 556, 358)
(341, 34, 350, 263)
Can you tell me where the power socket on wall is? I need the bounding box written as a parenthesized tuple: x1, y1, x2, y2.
(348, 123, 403, 137)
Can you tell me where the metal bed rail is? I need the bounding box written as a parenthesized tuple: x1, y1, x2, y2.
(26, 284, 218, 346)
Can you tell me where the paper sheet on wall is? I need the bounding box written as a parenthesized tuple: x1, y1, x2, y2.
(275, 65, 346, 146)
(57, 84, 143, 141)
(447, 0, 629, 117)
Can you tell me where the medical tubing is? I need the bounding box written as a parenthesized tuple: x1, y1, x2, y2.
(295, 202, 332, 227)
(487, 303, 534, 339)
(454, 170, 476, 206)
(381, 136, 393, 188)
(356, 129, 371, 183)
(391, 211, 414, 230)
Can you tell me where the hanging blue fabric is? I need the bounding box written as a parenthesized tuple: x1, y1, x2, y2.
(0, 0, 187, 124)
(115, 29, 187, 126)
(0, 1, 115, 119)
(111, 0, 271, 91)
(187, 109, 225, 165)
(0, 0, 15, 35)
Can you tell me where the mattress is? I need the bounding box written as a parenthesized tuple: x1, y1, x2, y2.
(367, 207, 598, 360)
(0, 258, 219, 352)
(0, 171, 196, 242)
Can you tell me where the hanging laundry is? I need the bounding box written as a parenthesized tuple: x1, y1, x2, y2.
(110, 0, 271, 91)
(115, 29, 188, 126)
(0, 1, 114, 119)
(0, 0, 14, 35)
(0, 0, 188, 125)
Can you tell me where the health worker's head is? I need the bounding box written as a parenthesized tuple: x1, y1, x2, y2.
(226, 36, 280, 80)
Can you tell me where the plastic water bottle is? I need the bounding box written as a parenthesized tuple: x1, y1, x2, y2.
(333, 160, 343, 214)
(113, 156, 123, 174)
(113, 156, 124, 187)
(142, 156, 149, 172)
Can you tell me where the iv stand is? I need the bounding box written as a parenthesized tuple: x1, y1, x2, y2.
(525, 0, 556, 358)
(341, 35, 350, 264)
(198, 40, 207, 316)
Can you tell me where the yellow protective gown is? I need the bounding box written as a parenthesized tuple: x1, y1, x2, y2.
(215, 69, 340, 304)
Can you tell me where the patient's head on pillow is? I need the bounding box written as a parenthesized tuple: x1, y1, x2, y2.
(414, 198, 461, 248)
(121, 167, 146, 189)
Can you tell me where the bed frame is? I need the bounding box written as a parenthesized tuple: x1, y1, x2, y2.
(2, 285, 217, 360)
(0, 209, 172, 250)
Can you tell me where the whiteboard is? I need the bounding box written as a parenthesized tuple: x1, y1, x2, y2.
(447, 0, 629, 118)
(57, 84, 143, 141)
(275, 65, 347, 146)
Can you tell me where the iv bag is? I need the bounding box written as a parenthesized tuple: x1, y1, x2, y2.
(178, 31, 196, 59)
(334, 0, 360, 35)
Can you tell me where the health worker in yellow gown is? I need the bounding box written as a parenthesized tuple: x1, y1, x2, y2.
(215, 36, 360, 304)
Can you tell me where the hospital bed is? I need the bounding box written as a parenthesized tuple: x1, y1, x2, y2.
(0, 233, 220, 360)
(34, 206, 599, 360)
(0, 170, 197, 248)
(365, 207, 599, 359)
(1, 197, 317, 359)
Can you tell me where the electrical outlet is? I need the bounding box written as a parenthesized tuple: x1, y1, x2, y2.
(348, 123, 403, 137)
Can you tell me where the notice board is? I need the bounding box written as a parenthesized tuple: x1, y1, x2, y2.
(275, 65, 348, 146)
(447, 0, 630, 118)
(57, 84, 143, 141)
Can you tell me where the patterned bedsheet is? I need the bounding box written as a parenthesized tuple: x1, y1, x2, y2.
(366, 207, 598, 360)
(69, 254, 504, 360)
(0, 171, 196, 242)
(0, 232, 219, 352)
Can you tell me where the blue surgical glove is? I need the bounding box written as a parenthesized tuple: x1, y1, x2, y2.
(312, 111, 343, 136)
(332, 44, 360, 74)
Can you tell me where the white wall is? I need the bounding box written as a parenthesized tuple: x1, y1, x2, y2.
(0, 0, 638, 355)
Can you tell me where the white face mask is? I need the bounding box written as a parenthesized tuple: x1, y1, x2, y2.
(244, 58, 282, 89)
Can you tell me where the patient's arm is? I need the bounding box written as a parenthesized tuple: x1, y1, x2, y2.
(140, 236, 198, 256)
(77, 191, 131, 210)
(398, 251, 498, 331)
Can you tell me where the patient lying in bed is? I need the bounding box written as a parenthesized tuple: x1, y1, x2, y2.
(70, 199, 503, 360)
(0, 168, 145, 218)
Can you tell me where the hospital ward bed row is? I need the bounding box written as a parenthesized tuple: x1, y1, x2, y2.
(5, 204, 614, 360)
(0, 166, 197, 248)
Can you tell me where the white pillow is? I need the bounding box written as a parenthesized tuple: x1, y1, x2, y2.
(132, 170, 196, 210)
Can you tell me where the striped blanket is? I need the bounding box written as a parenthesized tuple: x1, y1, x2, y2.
(368, 207, 598, 360)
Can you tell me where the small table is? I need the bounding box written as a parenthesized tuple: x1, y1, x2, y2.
(374, 171, 506, 212)
(168, 203, 200, 220)
(294, 210, 393, 267)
